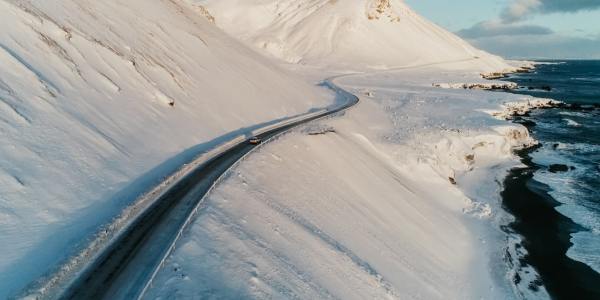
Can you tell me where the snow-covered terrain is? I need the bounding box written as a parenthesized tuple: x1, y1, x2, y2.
(195, 0, 510, 71)
(140, 1, 553, 299)
(0, 0, 333, 297)
(1, 0, 550, 299)
(145, 65, 548, 299)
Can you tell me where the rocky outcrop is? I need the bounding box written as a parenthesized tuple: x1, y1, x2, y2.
(433, 82, 518, 90)
(548, 164, 572, 173)
(481, 65, 534, 79)
(366, 0, 401, 22)
(191, 4, 215, 23)
(490, 99, 563, 120)
(481, 72, 508, 80)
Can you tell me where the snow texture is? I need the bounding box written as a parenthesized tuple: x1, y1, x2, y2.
(1, 0, 551, 299)
(145, 64, 548, 299)
(0, 0, 332, 297)
(194, 0, 511, 71)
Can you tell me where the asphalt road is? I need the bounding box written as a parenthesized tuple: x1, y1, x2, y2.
(59, 89, 358, 300)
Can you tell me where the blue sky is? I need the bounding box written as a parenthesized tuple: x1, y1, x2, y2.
(405, 0, 600, 59)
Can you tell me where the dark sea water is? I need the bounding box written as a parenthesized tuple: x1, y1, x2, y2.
(501, 61, 600, 299)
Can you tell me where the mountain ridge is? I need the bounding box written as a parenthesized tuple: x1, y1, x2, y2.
(195, 0, 511, 71)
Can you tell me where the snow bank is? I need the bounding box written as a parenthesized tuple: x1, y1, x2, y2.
(0, 0, 333, 297)
(433, 82, 518, 90)
(145, 67, 546, 299)
(486, 98, 563, 120)
(193, 0, 510, 71)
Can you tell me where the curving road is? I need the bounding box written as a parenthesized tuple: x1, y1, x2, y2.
(57, 82, 358, 300)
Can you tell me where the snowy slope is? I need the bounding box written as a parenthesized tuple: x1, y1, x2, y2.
(145, 66, 543, 299)
(195, 0, 510, 71)
(0, 0, 332, 297)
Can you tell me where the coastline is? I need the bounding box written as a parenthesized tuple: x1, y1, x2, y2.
(433, 62, 590, 298)
(502, 145, 600, 299)
(492, 61, 600, 299)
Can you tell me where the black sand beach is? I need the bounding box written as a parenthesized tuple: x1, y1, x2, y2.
(502, 145, 600, 299)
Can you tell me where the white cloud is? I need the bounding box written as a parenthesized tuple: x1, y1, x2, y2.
(501, 0, 600, 22)
(459, 21, 553, 38)
(464, 33, 600, 59)
(501, 0, 541, 22)
(460, 0, 600, 58)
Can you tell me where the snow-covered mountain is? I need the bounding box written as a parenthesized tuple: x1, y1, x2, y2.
(0, 0, 527, 298)
(196, 0, 510, 70)
(0, 0, 331, 297)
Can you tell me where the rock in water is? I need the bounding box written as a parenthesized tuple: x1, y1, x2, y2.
(548, 164, 570, 173)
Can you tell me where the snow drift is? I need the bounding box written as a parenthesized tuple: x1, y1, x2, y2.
(0, 0, 332, 297)
(196, 0, 510, 70)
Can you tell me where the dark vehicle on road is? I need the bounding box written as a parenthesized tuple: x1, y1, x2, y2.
(249, 136, 262, 145)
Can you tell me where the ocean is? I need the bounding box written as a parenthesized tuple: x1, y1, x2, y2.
(501, 60, 600, 299)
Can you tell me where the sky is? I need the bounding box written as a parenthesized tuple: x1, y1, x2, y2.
(405, 0, 600, 59)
